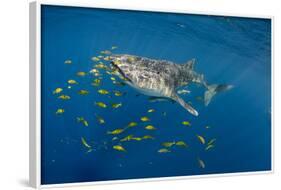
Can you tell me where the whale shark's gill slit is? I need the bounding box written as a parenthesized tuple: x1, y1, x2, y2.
(110, 61, 133, 83)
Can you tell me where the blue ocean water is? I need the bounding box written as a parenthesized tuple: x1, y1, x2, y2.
(41, 5, 271, 185)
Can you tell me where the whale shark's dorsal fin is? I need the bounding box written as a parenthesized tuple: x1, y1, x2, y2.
(183, 58, 196, 70)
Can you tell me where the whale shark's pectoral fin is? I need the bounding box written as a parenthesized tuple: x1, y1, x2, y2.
(171, 92, 198, 116)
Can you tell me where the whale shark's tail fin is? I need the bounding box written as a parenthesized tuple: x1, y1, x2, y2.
(204, 84, 233, 106)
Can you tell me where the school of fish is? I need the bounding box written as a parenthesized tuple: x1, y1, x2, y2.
(52, 46, 219, 169)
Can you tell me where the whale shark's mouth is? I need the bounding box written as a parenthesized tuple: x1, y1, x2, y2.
(110, 61, 133, 83)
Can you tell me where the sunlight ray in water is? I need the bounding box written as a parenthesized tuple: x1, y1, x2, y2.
(41, 5, 272, 185)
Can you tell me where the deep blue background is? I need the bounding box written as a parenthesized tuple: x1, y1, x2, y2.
(41, 5, 271, 185)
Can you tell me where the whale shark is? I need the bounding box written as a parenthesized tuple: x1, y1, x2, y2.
(109, 54, 233, 116)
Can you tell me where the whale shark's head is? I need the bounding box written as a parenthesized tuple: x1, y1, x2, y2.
(109, 54, 136, 83)
(109, 54, 137, 65)
(109, 54, 122, 62)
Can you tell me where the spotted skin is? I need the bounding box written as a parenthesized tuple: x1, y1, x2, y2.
(109, 54, 231, 116)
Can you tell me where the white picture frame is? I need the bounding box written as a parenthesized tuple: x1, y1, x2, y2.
(29, 1, 274, 189)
